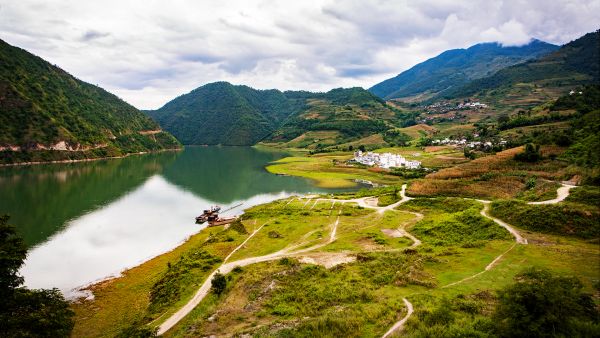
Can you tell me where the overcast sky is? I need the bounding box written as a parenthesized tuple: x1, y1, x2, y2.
(1, 0, 598, 109)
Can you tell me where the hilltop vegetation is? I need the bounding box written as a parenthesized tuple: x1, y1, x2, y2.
(266, 87, 397, 147)
(0, 39, 180, 164)
(149, 84, 402, 147)
(147, 82, 306, 146)
(369, 40, 558, 100)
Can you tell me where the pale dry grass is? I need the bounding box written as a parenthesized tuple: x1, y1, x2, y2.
(408, 146, 573, 199)
(399, 124, 437, 138)
(408, 176, 525, 200)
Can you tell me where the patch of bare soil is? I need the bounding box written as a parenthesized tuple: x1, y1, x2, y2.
(297, 252, 356, 268)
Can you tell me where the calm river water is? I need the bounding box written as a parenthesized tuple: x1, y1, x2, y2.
(0, 146, 345, 298)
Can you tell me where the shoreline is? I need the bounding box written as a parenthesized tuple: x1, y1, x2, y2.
(0, 147, 182, 167)
(71, 225, 206, 301)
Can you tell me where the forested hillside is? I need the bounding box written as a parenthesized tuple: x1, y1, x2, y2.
(267, 87, 397, 145)
(147, 84, 398, 147)
(369, 40, 558, 100)
(147, 82, 306, 145)
(0, 39, 180, 164)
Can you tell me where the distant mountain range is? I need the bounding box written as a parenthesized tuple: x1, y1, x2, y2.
(369, 40, 559, 101)
(2, 30, 597, 157)
(0, 39, 180, 164)
(147, 83, 396, 146)
(148, 31, 598, 147)
(439, 31, 599, 101)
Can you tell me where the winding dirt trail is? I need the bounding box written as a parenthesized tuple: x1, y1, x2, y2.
(477, 201, 528, 245)
(528, 183, 575, 205)
(382, 298, 414, 338)
(157, 212, 342, 335)
(381, 182, 574, 337)
(158, 182, 574, 337)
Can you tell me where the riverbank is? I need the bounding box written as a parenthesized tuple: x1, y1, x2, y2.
(0, 147, 182, 167)
(70, 224, 247, 337)
(265, 153, 402, 188)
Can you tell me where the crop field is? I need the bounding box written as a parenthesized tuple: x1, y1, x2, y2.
(407, 146, 578, 200)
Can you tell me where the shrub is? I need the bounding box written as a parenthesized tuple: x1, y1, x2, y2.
(514, 143, 542, 162)
(493, 268, 600, 337)
(211, 272, 227, 295)
(229, 219, 248, 234)
(490, 200, 600, 239)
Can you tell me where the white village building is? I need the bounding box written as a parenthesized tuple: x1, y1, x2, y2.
(353, 151, 421, 169)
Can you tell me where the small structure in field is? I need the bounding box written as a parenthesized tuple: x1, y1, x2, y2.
(352, 151, 421, 169)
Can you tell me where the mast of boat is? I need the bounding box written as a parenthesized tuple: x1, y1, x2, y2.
(220, 203, 243, 213)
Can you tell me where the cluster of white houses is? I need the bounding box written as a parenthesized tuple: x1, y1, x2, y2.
(352, 151, 421, 169)
(457, 102, 487, 109)
(431, 137, 507, 148)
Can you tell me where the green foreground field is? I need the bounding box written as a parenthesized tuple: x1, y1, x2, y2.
(71, 182, 600, 337)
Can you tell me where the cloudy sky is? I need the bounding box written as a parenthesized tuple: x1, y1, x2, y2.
(1, 0, 598, 109)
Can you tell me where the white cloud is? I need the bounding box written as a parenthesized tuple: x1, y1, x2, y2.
(0, 0, 598, 109)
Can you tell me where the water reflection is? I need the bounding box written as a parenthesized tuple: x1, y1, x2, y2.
(162, 146, 329, 203)
(0, 152, 177, 247)
(0, 147, 348, 297)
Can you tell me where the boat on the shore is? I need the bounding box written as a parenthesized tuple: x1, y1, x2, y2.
(195, 205, 238, 226)
(195, 205, 221, 223)
(207, 215, 238, 226)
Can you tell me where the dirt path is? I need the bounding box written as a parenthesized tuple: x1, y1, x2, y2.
(528, 183, 575, 205)
(159, 182, 575, 337)
(438, 183, 577, 287)
(477, 201, 528, 245)
(382, 298, 414, 338)
(157, 212, 342, 335)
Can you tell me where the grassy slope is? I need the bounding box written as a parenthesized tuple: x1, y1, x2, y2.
(70, 225, 249, 337)
(70, 179, 599, 337)
(161, 196, 598, 337)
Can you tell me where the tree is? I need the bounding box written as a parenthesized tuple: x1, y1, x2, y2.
(493, 268, 599, 337)
(0, 215, 74, 337)
(514, 143, 542, 162)
(0, 215, 26, 297)
(498, 114, 510, 124)
(211, 272, 227, 295)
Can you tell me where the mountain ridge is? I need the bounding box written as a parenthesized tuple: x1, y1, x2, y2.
(438, 31, 600, 101)
(147, 81, 306, 145)
(147, 82, 395, 146)
(369, 39, 559, 101)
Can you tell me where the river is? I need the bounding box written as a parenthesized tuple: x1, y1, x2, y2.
(0, 146, 347, 298)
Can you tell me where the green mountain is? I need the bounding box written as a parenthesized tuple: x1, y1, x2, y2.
(369, 40, 558, 101)
(147, 82, 305, 145)
(439, 31, 599, 102)
(267, 87, 397, 144)
(147, 83, 397, 146)
(0, 39, 180, 164)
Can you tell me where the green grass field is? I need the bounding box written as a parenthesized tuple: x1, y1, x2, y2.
(71, 152, 599, 337)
